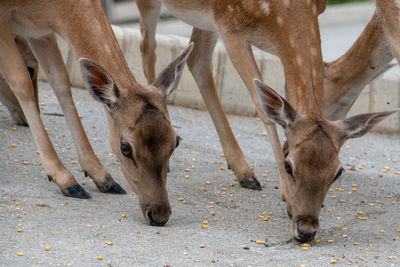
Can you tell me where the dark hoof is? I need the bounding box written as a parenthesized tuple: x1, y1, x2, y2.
(240, 177, 262, 190)
(63, 184, 91, 199)
(97, 180, 126, 194)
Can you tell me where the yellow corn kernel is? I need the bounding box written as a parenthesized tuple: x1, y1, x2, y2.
(203, 221, 208, 225)
(255, 240, 265, 244)
(396, 229, 400, 233)
(358, 216, 368, 220)
(121, 214, 126, 218)
(303, 247, 308, 251)
(315, 239, 320, 243)
(263, 173, 267, 177)
(260, 132, 267, 136)
(352, 188, 357, 192)
(261, 195, 267, 198)
(205, 181, 211, 185)
(23, 161, 29, 165)
(220, 166, 225, 170)
(71, 161, 77, 164)
(340, 199, 346, 203)
(263, 218, 269, 221)
(136, 230, 141, 234)
(178, 197, 184, 201)
(98, 256, 103, 260)
(17, 253, 24, 256)
(379, 230, 384, 233)
(200, 244, 206, 248)
(352, 184, 356, 187)
(357, 211, 363, 215)
(201, 225, 207, 229)
(15, 202, 20, 206)
(392, 202, 397, 205)
(106, 242, 114, 246)
(17, 229, 22, 232)
(229, 198, 234, 202)
(184, 175, 189, 179)
(266, 179, 271, 182)
(389, 256, 396, 259)
(361, 163, 366, 167)
(11, 144, 16, 148)
(45, 246, 50, 251)
(331, 196, 337, 199)
(375, 200, 382, 203)
(331, 260, 337, 264)
(353, 242, 358, 246)
(269, 212, 273, 216)
(184, 168, 190, 172)
(12, 127, 17, 131)
(369, 203, 374, 207)
(300, 243, 310, 247)
(341, 227, 348, 231)
(200, 187, 206, 191)
(327, 240, 334, 243)
(220, 153, 225, 157)
(327, 209, 332, 212)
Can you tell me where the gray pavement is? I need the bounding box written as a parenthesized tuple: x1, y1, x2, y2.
(1, 82, 399, 266)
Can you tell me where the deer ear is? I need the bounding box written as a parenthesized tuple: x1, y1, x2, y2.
(341, 109, 400, 140)
(254, 79, 298, 129)
(152, 43, 194, 95)
(79, 58, 120, 110)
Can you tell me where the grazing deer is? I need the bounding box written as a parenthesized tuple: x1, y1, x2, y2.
(137, 0, 399, 241)
(0, 0, 193, 226)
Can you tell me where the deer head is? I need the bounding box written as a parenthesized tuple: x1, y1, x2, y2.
(80, 44, 193, 226)
(255, 79, 398, 242)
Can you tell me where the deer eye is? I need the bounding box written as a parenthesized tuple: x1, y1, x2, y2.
(284, 160, 294, 177)
(175, 135, 181, 148)
(120, 142, 133, 158)
(333, 167, 344, 182)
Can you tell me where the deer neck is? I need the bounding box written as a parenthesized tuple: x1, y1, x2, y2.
(55, 1, 137, 89)
(277, 10, 325, 119)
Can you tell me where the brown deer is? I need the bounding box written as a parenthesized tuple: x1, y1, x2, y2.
(0, 0, 193, 226)
(137, 0, 399, 241)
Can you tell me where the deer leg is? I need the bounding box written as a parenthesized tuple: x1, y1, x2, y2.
(186, 28, 261, 190)
(137, 0, 161, 83)
(218, 31, 289, 200)
(0, 36, 39, 126)
(0, 25, 90, 198)
(27, 34, 125, 194)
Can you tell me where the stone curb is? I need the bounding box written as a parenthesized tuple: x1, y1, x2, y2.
(39, 24, 400, 133)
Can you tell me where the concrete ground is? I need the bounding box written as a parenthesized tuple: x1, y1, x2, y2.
(0, 82, 399, 266)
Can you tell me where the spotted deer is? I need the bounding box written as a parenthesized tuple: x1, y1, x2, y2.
(0, 0, 193, 226)
(137, 0, 399, 241)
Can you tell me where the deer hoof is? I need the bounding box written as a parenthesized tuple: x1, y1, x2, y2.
(97, 180, 126, 194)
(240, 176, 262, 190)
(62, 184, 91, 199)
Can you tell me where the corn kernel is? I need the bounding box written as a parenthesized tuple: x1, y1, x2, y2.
(178, 197, 184, 201)
(200, 187, 206, 191)
(106, 242, 114, 246)
(12, 127, 17, 131)
(220, 153, 225, 157)
(358, 216, 368, 220)
(327, 240, 334, 243)
(229, 198, 234, 202)
(269, 212, 273, 216)
(260, 131, 267, 136)
(331, 196, 336, 199)
(375, 200, 382, 203)
(389, 256, 396, 259)
(17, 229, 22, 232)
(220, 166, 225, 170)
(263, 218, 269, 221)
(361, 163, 366, 167)
(369, 203, 374, 207)
(98, 256, 103, 260)
(23, 161, 29, 165)
(331, 260, 337, 264)
(315, 239, 320, 243)
(327, 209, 332, 212)
(341, 227, 347, 231)
(255, 240, 265, 244)
(17, 253, 24, 256)
(121, 214, 126, 218)
(352, 184, 356, 187)
(387, 195, 392, 199)
(15, 202, 20, 206)
(392, 202, 397, 205)
(379, 230, 384, 233)
(136, 230, 141, 234)
(45, 246, 50, 251)
(201, 225, 207, 229)
(200, 244, 206, 248)
(352, 188, 357, 192)
(184, 168, 190, 172)
(229, 183, 234, 187)
(266, 179, 271, 182)
(205, 181, 211, 185)
(300, 243, 310, 247)
(396, 229, 400, 233)
(184, 175, 189, 179)
(261, 195, 267, 198)
(353, 242, 358, 246)
(340, 199, 346, 203)
(11, 144, 16, 148)
(71, 160, 77, 164)
(357, 211, 363, 215)
(203, 221, 208, 225)
(263, 173, 267, 177)
(65, 145, 71, 149)
(303, 247, 308, 251)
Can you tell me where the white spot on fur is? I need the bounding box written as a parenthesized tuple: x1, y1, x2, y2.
(261, 2, 271, 15)
(283, 0, 290, 7)
(296, 55, 303, 67)
(277, 16, 283, 26)
(227, 5, 234, 12)
(312, 4, 317, 15)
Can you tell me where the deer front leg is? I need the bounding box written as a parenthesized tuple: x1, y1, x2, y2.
(27, 34, 125, 194)
(187, 28, 261, 190)
(0, 25, 89, 198)
(218, 31, 289, 201)
(137, 0, 161, 83)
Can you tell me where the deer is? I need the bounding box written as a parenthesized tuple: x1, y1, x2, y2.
(137, 0, 399, 241)
(0, 0, 193, 226)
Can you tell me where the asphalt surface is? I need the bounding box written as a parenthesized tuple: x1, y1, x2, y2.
(1, 82, 399, 266)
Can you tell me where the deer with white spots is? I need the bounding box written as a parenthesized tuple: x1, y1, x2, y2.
(137, 0, 399, 241)
(0, 0, 193, 226)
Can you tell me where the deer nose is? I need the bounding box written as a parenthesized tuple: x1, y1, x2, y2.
(296, 225, 317, 241)
(147, 210, 170, 226)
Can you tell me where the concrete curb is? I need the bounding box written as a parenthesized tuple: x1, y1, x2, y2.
(39, 24, 400, 133)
